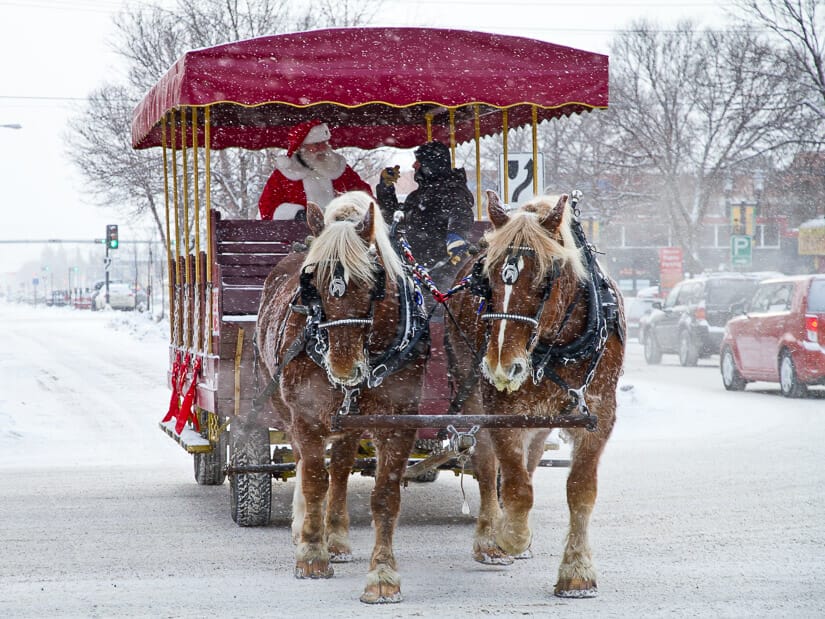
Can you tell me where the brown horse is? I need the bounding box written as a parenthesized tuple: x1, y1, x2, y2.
(254, 191, 428, 603)
(445, 191, 624, 597)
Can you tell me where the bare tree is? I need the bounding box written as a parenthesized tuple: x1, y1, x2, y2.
(608, 20, 801, 272)
(734, 0, 825, 120)
(66, 0, 383, 249)
(66, 86, 165, 242)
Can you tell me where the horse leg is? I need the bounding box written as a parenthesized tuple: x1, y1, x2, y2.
(501, 428, 552, 561)
(290, 450, 304, 545)
(554, 426, 609, 598)
(292, 423, 334, 579)
(525, 428, 551, 478)
(325, 432, 361, 562)
(491, 428, 534, 557)
(360, 429, 416, 604)
(471, 429, 513, 565)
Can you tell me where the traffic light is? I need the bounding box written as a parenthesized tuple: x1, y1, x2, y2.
(106, 224, 119, 249)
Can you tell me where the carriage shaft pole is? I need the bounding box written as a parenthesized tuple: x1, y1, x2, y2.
(333, 414, 596, 431)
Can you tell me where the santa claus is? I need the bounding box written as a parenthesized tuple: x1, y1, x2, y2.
(258, 120, 372, 220)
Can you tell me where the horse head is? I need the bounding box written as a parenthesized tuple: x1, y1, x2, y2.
(479, 190, 587, 392)
(300, 192, 403, 387)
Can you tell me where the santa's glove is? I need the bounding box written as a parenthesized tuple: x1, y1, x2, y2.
(380, 165, 401, 186)
(446, 233, 470, 265)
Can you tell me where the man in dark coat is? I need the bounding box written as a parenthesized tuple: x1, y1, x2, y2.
(376, 140, 475, 293)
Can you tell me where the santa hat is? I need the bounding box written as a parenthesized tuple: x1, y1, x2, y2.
(286, 120, 331, 157)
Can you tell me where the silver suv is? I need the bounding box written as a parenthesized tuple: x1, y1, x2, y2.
(641, 273, 768, 366)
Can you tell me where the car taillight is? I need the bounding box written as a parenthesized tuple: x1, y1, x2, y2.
(694, 305, 706, 321)
(805, 314, 819, 343)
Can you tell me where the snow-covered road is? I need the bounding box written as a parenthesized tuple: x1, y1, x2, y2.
(1, 303, 823, 618)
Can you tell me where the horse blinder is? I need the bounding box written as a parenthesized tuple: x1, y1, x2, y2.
(298, 267, 322, 309)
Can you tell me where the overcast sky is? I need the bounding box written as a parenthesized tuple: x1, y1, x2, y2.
(0, 0, 731, 279)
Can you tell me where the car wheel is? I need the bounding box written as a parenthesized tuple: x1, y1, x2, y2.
(643, 331, 662, 364)
(678, 330, 699, 367)
(779, 351, 807, 398)
(720, 346, 746, 391)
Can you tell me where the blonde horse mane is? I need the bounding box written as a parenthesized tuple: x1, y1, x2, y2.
(303, 191, 404, 289)
(484, 194, 587, 284)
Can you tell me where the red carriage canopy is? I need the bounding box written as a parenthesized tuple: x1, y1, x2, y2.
(131, 27, 609, 151)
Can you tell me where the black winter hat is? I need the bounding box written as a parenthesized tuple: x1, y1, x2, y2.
(415, 141, 452, 178)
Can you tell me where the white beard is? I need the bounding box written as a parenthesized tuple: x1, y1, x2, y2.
(274, 150, 348, 208)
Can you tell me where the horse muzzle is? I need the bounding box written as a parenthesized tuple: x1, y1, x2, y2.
(326, 356, 369, 387)
(481, 355, 531, 393)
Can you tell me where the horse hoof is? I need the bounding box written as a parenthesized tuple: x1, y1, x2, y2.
(329, 550, 353, 563)
(513, 547, 533, 560)
(360, 583, 403, 604)
(294, 561, 334, 579)
(554, 578, 598, 598)
(473, 548, 514, 566)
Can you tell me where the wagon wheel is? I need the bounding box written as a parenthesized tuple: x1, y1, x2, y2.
(229, 420, 272, 526)
(193, 413, 227, 485)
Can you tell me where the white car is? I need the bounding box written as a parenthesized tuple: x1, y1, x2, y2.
(92, 283, 147, 311)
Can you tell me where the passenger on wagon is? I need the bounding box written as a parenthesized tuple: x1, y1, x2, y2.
(376, 140, 475, 292)
(258, 120, 372, 220)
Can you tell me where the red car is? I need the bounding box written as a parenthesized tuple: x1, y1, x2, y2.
(721, 274, 825, 397)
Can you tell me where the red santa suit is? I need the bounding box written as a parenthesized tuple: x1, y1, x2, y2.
(258, 121, 372, 220)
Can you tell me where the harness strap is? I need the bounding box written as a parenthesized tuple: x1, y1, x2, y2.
(443, 300, 489, 413)
(252, 329, 307, 416)
(366, 275, 430, 388)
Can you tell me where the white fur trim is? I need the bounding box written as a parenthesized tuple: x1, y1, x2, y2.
(303, 122, 331, 145)
(303, 176, 335, 208)
(275, 151, 346, 181)
(275, 155, 311, 181)
(273, 203, 306, 220)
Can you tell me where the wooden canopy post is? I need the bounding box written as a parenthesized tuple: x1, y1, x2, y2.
(531, 105, 539, 196)
(448, 108, 456, 166)
(181, 110, 192, 350)
(191, 107, 202, 353)
(502, 110, 509, 204)
(161, 119, 173, 343)
(474, 105, 482, 219)
(169, 110, 183, 348)
(204, 106, 213, 355)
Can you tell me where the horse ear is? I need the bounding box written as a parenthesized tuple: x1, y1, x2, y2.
(358, 201, 376, 244)
(541, 194, 568, 235)
(487, 191, 509, 229)
(306, 202, 325, 236)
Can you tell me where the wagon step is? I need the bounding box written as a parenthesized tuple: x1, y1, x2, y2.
(158, 420, 212, 454)
(332, 413, 596, 432)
